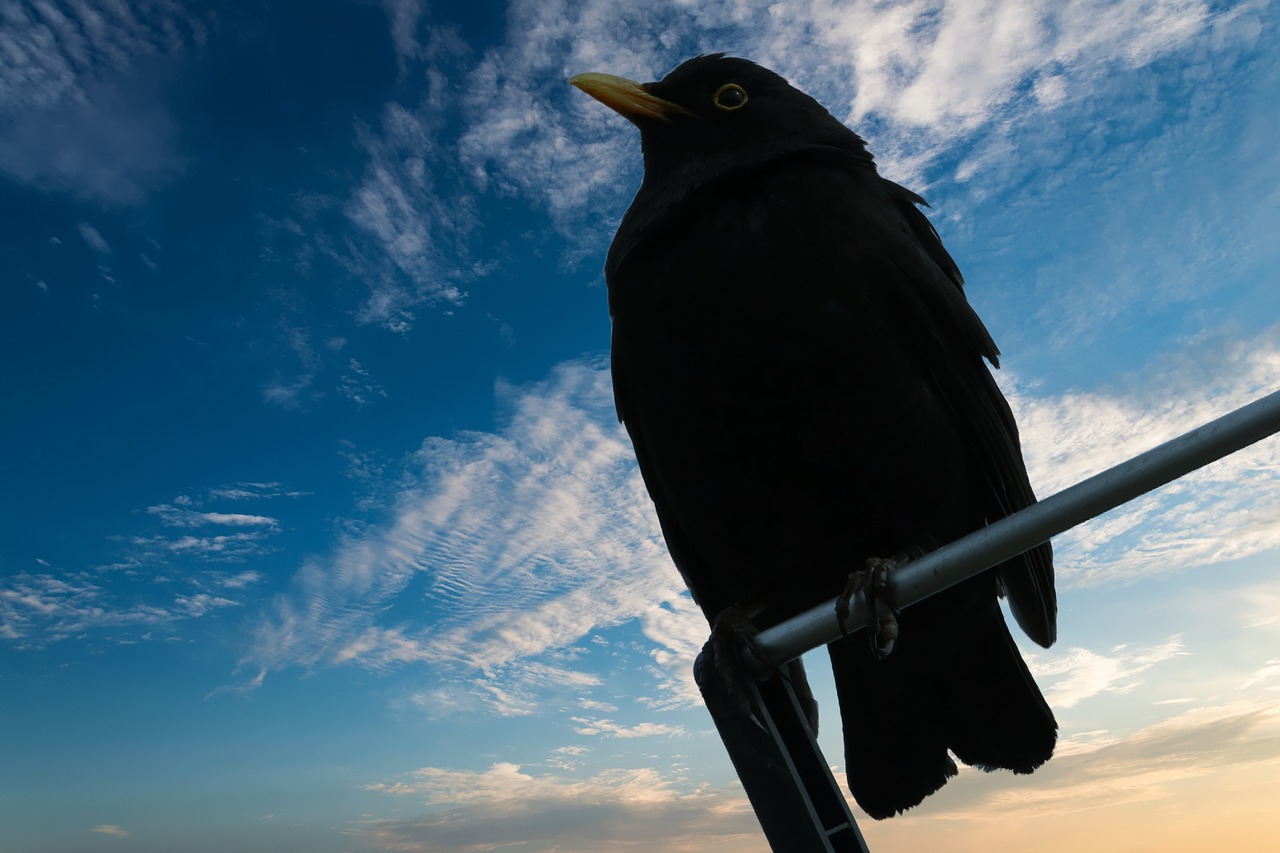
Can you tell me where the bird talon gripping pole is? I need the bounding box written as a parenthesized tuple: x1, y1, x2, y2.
(750, 386, 1280, 672)
(722, 387, 1280, 850)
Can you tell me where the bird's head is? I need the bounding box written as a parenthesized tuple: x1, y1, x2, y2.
(569, 54, 869, 182)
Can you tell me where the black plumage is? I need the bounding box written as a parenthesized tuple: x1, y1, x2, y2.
(571, 54, 1057, 819)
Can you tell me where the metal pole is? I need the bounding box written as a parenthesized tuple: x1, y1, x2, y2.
(750, 386, 1280, 671)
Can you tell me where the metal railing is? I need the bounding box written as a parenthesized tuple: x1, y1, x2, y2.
(701, 387, 1280, 851)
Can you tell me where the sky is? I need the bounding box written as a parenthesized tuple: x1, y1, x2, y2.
(2, 1, 1279, 851)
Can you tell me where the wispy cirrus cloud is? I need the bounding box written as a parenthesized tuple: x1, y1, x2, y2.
(1028, 636, 1188, 709)
(755, 0, 1215, 134)
(570, 716, 687, 738)
(354, 699, 1280, 851)
(146, 504, 279, 529)
(77, 222, 111, 253)
(118, 491, 287, 567)
(455, 0, 1237, 240)
(1, 481, 298, 647)
(88, 824, 130, 838)
(247, 360, 703, 710)
(261, 325, 322, 408)
(1006, 324, 1280, 588)
(0, 569, 237, 648)
(358, 762, 760, 853)
(922, 701, 1280, 821)
(205, 482, 310, 502)
(343, 0, 1257, 338)
(336, 10, 478, 332)
(248, 318, 1279, 716)
(0, 0, 206, 203)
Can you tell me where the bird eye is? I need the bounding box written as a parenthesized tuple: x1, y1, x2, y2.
(712, 83, 748, 111)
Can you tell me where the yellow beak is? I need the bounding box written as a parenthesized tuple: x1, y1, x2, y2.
(568, 72, 693, 123)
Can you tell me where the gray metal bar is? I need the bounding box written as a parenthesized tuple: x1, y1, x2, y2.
(697, 647, 870, 851)
(751, 386, 1280, 671)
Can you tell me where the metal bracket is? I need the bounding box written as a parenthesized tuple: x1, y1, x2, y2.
(695, 646, 870, 852)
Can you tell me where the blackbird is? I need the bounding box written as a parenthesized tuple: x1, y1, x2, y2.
(570, 54, 1056, 820)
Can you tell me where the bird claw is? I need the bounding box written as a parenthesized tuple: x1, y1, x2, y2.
(709, 606, 767, 730)
(836, 556, 902, 659)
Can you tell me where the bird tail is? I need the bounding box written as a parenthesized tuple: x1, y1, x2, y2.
(829, 575, 1056, 820)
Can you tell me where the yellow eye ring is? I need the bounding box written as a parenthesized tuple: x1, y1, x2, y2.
(713, 83, 748, 111)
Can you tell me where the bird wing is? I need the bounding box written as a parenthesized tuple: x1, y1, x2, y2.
(830, 162, 1057, 648)
(608, 149, 1055, 645)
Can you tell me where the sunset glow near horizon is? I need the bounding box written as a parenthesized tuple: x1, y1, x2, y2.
(3, 2, 1279, 852)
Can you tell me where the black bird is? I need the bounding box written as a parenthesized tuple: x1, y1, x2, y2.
(570, 54, 1057, 820)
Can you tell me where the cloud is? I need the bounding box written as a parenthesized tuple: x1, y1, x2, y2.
(341, 39, 475, 331)
(1237, 581, 1280, 632)
(249, 319, 1280, 715)
(1005, 324, 1280, 588)
(380, 0, 431, 64)
(262, 325, 321, 408)
(355, 698, 1278, 852)
(205, 482, 309, 501)
(1028, 636, 1187, 709)
(248, 360, 703, 710)
(219, 570, 264, 590)
(88, 824, 130, 837)
(146, 504, 280, 529)
(0, 1, 204, 203)
(122, 488, 303, 565)
(761, 0, 1210, 133)
(1, 479, 305, 647)
(570, 716, 687, 738)
(338, 359, 388, 407)
(0, 569, 239, 648)
(451, 0, 1232, 248)
(924, 701, 1280, 821)
(78, 223, 111, 253)
(357, 762, 760, 853)
(123, 530, 276, 564)
(344, 0, 1254, 335)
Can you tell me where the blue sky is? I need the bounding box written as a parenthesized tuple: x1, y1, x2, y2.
(2, 1, 1279, 851)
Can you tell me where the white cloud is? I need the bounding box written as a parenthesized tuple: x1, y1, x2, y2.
(357, 762, 760, 853)
(380, 0, 430, 64)
(578, 698, 619, 712)
(1241, 659, 1280, 691)
(764, 0, 1209, 131)
(249, 320, 1280, 716)
(1238, 581, 1280, 632)
(343, 0, 1253, 336)
(174, 593, 238, 617)
(922, 701, 1280, 820)
(146, 504, 279, 529)
(344, 82, 472, 331)
(367, 761, 684, 804)
(206, 482, 308, 501)
(127, 530, 275, 562)
(262, 325, 320, 408)
(570, 716, 687, 738)
(1028, 636, 1187, 709)
(248, 360, 704, 711)
(338, 359, 387, 407)
(451, 0, 1230, 247)
(88, 824, 130, 837)
(0, 569, 244, 648)
(78, 222, 110, 253)
(0, 1, 203, 202)
(219, 570, 264, 590)
(1006, 324, 1280, 588)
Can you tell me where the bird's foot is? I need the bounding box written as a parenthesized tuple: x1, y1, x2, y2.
(836, 556, 902, 659)
(709, 605, 766, 729)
